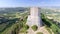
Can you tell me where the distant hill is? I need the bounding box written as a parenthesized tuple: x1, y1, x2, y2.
(0, 7, 29, 14)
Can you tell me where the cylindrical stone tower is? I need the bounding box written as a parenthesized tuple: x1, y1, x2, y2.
(26, 7, 42, 27)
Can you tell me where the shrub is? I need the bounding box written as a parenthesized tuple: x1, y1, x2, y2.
(36, 32, 43, 34)
(20, 28, 27, 33)
(31, 25, 38, 31)
(20, 25, 29, 33)
(23, 25, 29, 30)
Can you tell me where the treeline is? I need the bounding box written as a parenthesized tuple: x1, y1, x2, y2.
(0, 18, 20, 34)
(0, 7, 29, 14)
(41, 13, 60, 34)
(0, 13, 28, 34)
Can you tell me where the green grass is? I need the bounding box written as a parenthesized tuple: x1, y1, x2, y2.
(36, 32, 43, 34)
(45, 26, 52, 34)
(20, 28, 27, 33)
(20, 25, 29, 33)
(31, 25, 38, 31)
(0, 12, 28, 34)
(0, 23, 7, 32)
(1, 22, 21, 34)
(41, 13, 60, 34)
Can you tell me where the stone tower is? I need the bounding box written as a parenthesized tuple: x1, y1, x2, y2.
(26, 7, 42, 27)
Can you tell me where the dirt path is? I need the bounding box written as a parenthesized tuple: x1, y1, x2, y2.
(19, 26, 54, 34)
(27, 26, 51, 34)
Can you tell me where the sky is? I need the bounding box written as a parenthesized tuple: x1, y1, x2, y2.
(0, 0, 60, 7)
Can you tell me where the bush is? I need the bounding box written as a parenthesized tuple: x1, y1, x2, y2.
(23, 25, 29, 30)
(31, 25, 38, 31)
(20, 25, 29, 33)
(36, 32, 43, 34)
(20, 28, 27, 33)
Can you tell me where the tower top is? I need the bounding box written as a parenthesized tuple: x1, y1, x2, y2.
(30, 7, 39, 9)
(30, 7, 38, 11)
(30, 7, 40, 16)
